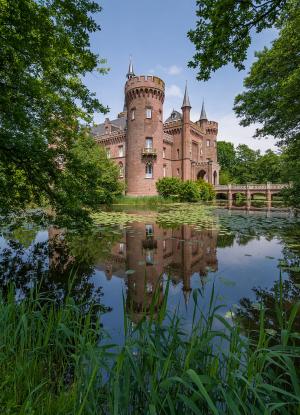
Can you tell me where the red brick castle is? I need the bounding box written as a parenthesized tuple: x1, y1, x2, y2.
(92, 60, 220, 195)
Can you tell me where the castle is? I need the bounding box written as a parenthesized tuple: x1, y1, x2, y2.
(92, 60, 220, 195)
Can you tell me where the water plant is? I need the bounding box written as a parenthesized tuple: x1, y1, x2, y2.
(0, 277, 299, 414)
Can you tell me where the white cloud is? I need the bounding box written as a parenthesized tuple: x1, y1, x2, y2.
(148, 64, 182, 76)
(217, 112, 276, 152)
(189, 110, 276, 152)
(165, 84, 183, 98)
(167, 65, 182, 75)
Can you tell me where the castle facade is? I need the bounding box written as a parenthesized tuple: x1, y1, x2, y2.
(92, 61, 220, 196)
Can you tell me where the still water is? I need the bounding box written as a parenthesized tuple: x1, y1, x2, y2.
(1, 206, 299, 342)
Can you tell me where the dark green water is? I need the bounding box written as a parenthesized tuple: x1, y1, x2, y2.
(1, 206, 299, 343)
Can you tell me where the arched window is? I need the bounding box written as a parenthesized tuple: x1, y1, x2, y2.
(145, 163, 153, 178)
(119, 162, 124, 178)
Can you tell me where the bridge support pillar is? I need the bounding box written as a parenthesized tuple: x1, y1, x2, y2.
(266, 182, 271, 203)
(228, 184, 232, 202)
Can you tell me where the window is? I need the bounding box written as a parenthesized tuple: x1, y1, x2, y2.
(145, 137, 153, 149)
(145, 163, 153, 178)
(106, 148, 111, 158)
(163, 240, 166, 251)
(119, 162, 124, 178)
(163, 165, 166, 177)
(163, 147, 166, 158)
(146, 108, 152, 119)
(119, 243, 125, 254)
(145, 224, 153, 237)
(206, 140, 210, 147)
(177, 149, 180, 159)
(131, 109, 135, 120)
(159, 110, 162, 121)
(118, 145, 124, 157)
(177, 168, 180, 176)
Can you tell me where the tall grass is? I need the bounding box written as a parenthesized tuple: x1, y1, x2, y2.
(0, 278, 299, 414)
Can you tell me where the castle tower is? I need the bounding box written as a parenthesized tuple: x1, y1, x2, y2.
(125, 73, 165, 196)
(181, 83, 191, 181)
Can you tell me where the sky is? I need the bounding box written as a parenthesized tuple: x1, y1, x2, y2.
(85, 0, 278, 152)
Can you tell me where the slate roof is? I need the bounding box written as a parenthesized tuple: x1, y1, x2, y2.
(164, 110, 182, 124)
(91, 117, 127, 136)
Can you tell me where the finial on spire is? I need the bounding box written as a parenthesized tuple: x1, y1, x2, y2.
(181, 81, 191, 109)
(199, 100, 207, 121)
(126, 55, 135, 79)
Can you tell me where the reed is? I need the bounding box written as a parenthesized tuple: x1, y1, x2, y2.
(0, 278, 299, 414)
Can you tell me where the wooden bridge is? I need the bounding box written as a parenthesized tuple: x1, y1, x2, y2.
(214, 183, 289, 202)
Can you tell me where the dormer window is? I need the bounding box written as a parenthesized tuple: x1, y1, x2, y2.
(146, 108, 152, 119)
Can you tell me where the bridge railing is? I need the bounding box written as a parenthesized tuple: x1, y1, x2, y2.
(214, 183, 289, 191)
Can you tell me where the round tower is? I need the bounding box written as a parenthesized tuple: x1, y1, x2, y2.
(125, 75, 165, 196)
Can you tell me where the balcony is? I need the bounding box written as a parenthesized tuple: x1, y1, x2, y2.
(141, 147, 157, 157)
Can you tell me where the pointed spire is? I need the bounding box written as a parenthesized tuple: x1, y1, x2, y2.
(181, 81, 191, 109)
(199, 100, 207, 121)
(126, 55, 135, 79)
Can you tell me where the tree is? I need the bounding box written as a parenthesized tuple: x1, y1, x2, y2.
(254, 149, 283, 183)
(234, 144, 260, 183)
(188, 0, 289, 80)
(0, 0, 117, 220)
(217, 141, 236, 172)
(234, 5, 300, 146)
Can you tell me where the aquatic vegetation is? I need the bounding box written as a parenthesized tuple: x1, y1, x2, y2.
(0, 281, 299, 414)
(91, 210, 156, 226)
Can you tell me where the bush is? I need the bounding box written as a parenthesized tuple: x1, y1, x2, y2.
(179, 180, 200, 202)
(157, 177, 215, 202)
(197, 179, 215, 201)
(156, 177, 182, 199)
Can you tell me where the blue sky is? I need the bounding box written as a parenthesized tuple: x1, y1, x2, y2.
(85, 0, 278, 152)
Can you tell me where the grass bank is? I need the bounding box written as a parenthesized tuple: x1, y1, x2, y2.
(113, 195, 174, 207)
(1, 280, 299, 414)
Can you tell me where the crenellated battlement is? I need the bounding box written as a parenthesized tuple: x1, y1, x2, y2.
(126, 75, 165, 89)
(125, 75, 165, 105)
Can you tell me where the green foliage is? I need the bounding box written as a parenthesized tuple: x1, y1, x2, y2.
(219, 170, 233, 185)
(179, 180, 200, 202)
(1, 280, 300, 413)
(217, 141, 236, 172)
(233, 4, 300, 204)
(156, 178, 215, 202)
(0, 0, 118, 220)
(217, 141, 284, 185)
(156, 177, 182, 199)
(188, 0, 288, 80)
(196, 179, 215, 201)
(234, 4, 300, 146)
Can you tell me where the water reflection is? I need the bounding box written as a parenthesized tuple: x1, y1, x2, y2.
(0, 210, 299, 335)
(96, 223, 218, 322)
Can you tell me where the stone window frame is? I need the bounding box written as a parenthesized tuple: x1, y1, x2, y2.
(146, 107, 152, 119)
(118, 145, 124, 157)
(145, 162, 153, 179)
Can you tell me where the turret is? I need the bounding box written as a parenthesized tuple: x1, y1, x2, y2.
(125, 74, 165, 196)
(181, 82, 191, 180)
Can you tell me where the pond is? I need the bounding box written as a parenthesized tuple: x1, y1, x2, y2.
(1, 204, 300, 342)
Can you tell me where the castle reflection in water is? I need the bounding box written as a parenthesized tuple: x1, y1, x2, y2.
(93, 223, 218, 322)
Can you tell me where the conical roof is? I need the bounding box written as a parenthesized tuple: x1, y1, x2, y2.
(126, 56, 135, 79)
(181, 82, 191, 108)
(199, 100, 207, 120)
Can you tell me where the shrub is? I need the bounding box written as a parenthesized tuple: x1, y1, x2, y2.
(156, 177, 182, 199)
(179, 180, 200, 202)
(197, 179, 215, 201)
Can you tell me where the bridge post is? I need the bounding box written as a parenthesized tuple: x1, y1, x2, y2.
(266, 182, 271, 203)
(228, 184, 232, 201)
(246, 183, 251, 200)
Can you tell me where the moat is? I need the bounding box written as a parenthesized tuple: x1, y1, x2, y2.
(1, 204, 300, 342)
